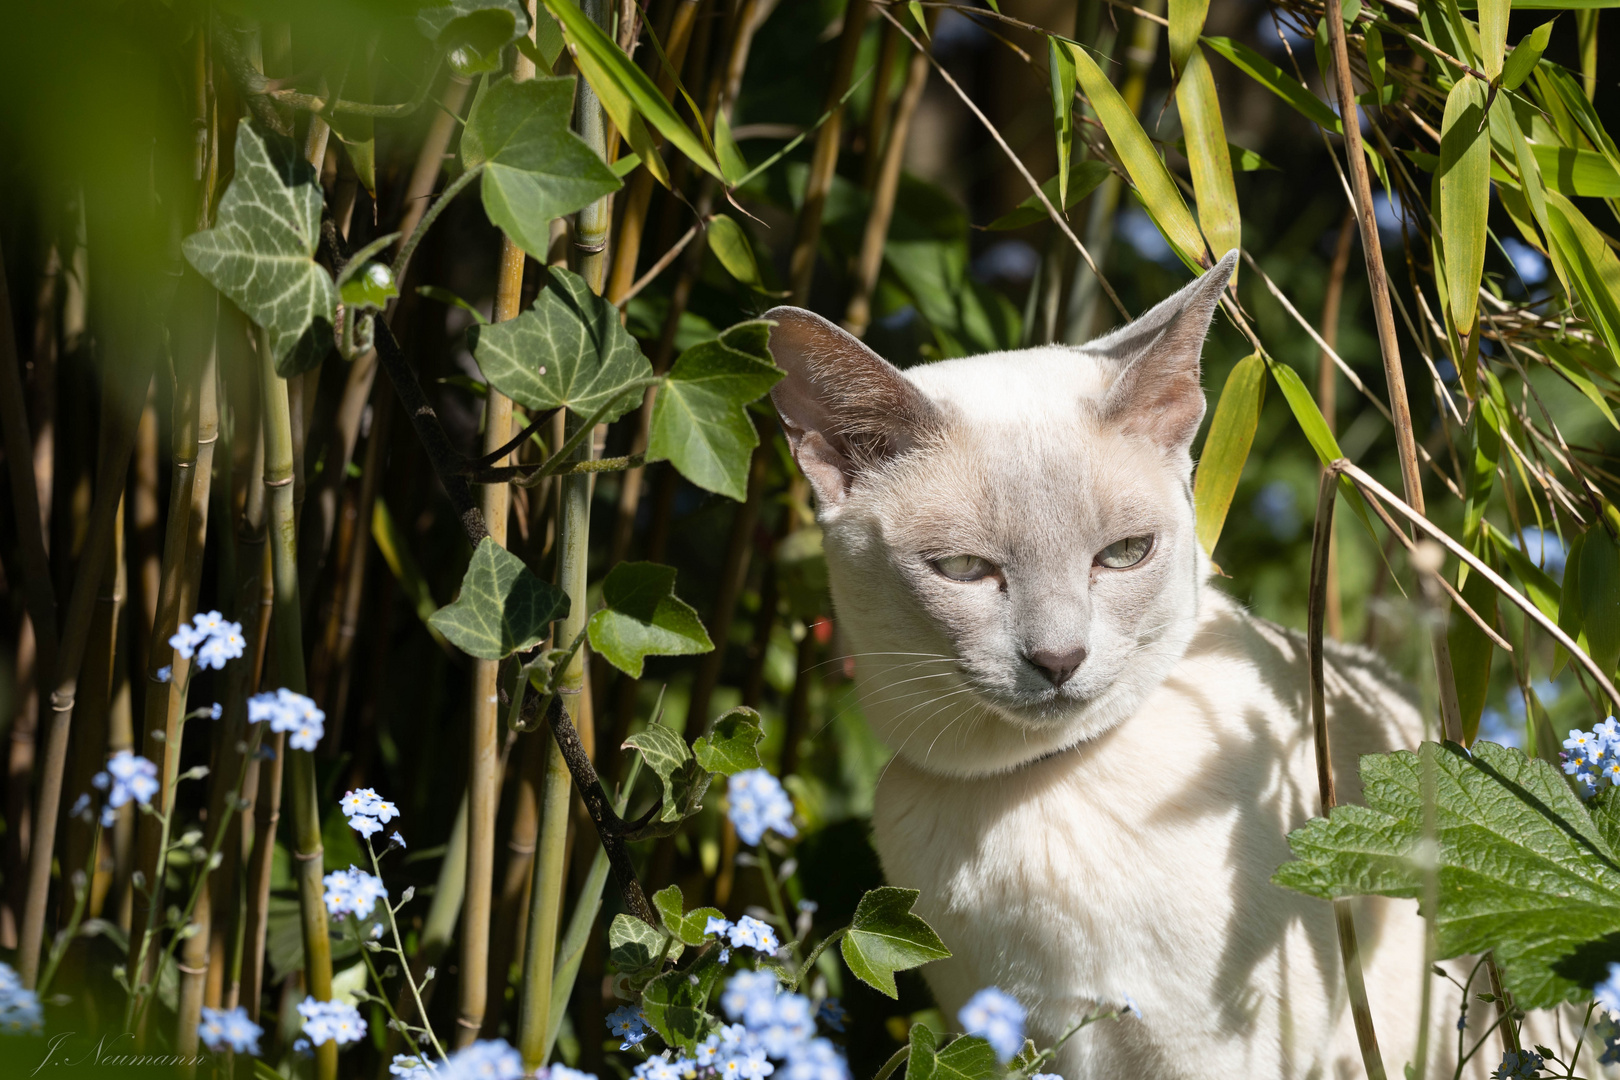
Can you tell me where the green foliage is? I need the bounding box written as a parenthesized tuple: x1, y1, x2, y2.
(1275, 741, 1620, 1009)
(417, 0, 531, 76)
(839, 887, 952, 998)
(1193, 353, 1265, 557)
(609, 912, 681, 983)
(693, 708, 766, 775)
(471, 265, 653, 421)
(648, 321, 784, 500)
(622, 718, 711, 826)
(641, 949, 724, 1052)
(181, 125, 335, 374)
(462, 76, 623, 259)
(1046, 37, 1076, 208)
(1437, 80, 1492, 329)
(588, 562, 713, 679)
(905, 1025, 1000, 1080)
(707, 215, 771, 292)
(652, 885, 725, 947)
(985, 164, 1110, 231)
(428, 538, 568, 660)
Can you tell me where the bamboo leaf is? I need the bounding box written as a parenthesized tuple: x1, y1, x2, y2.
(1048, 36, 1077, 206)
(714, 111, 750, 186)
(470, 265, 653, 421)
(985, 163, 1111, 230)
(1201, 36, 1342, 133)
(839, 887, 952, 998)
(1175, 46, 1242, 274)
(1365, 26, 1385, 102)
(648, 321, 783, 500)
(428, 538, 569, 660)
(707, 215, 769, 292)
(1556, 531, 1587, 675)
(542, 0, 723, 181)
(1447, 547, 1498, 744)
(1478, 0, 1508, 78)
(588, 562, 713, 679)
(181, 125, 336, 373)
(463, 76, 623, 260)
(418, 0, 531, 76)
(1544, 190, 1620, 362)
(1437, 78, 1492, 329)
(1485, 521, 1562, 621)
(691, 707, 765, 776)
(1066, 41, 1207, 265)
(1580, 528, 1620, 680)
(1532, 144, 1620, 198)
(1502, 19, 1555, 91)
(1169, 0, 1212, 77)
(1193, 353, 1265, 556)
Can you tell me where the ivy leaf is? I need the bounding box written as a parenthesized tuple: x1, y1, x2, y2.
(652, 885, 725, 947)
(588, 562, 713, 678)
(417, 0, 530, 76)
(462, 77, 622, 260)
(906, 1025, 999, 1080)
(427, 538, 568, 660)
(470, 265, 652, 423)
(340, 263, 399, 311)
(648, 321, 783, 500)
(181, 125, 335, 374)
(1274, 740, 1620, 1009)
(622, 720, 711, 825)
(608, 912, 679, 979)
(840, 887, 952, 998)
(693, 707, 765, 776)
(641, 949, 722, 1052)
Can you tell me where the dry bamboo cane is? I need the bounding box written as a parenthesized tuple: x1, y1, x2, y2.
(259, 327, 337, 1080)
(1307, 470, 1389, 1080)
(457, 8, 535, 1043)
(1321, 0, 1463, 740)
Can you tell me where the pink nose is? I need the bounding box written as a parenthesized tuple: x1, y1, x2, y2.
(1029, 646, 1087, 687)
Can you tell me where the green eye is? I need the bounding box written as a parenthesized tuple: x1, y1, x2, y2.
(1096, 535, 1153, 569)
(932, 555, 997, 582)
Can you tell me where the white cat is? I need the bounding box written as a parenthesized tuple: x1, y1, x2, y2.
(763, 254, 1499, 1079)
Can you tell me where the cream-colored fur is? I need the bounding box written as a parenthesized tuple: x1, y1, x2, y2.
(764, 259, 1536, 1078)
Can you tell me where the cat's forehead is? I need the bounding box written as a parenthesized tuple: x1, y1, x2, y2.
(900, 345, 1116, 425)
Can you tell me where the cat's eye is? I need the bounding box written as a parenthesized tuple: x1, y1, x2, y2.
(932, 554, 998, 582)
(1095, 535, 1153, 569)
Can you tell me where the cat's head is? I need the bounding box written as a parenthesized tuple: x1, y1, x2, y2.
(765, 252, 1236, 777)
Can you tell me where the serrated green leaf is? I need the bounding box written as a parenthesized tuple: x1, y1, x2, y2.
(427, 538, 568, 660)
(1193, 353, 1265, 556)
(181, 125, 336, 374)
(839, 887, 951, 998)
(1047, 37, 1076, 206)
(1438, 78, 1492, 329)
(590, 562, 713, 679)
(708, 215, 768, 292)
(463, 77, 623, 260)
(1275, 741, 1620, 1008)
(1502, 20, 1554, 91)
(693, 708, 765, 775)
(652, 884, 725, 947)
(471, 265, 653, 421)
(340, 263, 398, 310)
(642, 950, 723, 1052)
(648, 321, 783, 500)
(1175, 46, 1241, 276)
(1201, 36, 1342, 133)
(622, 717, 711, 824)
(609, 912, 679, 976)
(417, 0, 530, 76)
(542, 0, 722, 182)
(1066, 40, 1205, 267)
(985, 163, 1110, 230)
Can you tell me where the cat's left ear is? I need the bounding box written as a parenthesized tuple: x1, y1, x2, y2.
(1095, 249, 1238, 453)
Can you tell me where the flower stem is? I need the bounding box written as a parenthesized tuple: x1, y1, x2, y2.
(368, 841, 450, 1066)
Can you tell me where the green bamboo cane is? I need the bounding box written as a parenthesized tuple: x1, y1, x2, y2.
(260, 326, 337, 1080)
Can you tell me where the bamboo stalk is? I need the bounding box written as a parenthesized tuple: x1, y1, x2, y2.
(483, 730, 543, 1037)
(574, 0, 615, 294)
(259, 327, 337, 1080)
(1318, 211, 1357, 641)
(1321, 0, 1463, 740)
(787, 0, 869, 305)
(1306, 472, 1388, 1080)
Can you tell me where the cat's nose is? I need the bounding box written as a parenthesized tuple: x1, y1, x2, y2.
(1028, 646, 1087, 687)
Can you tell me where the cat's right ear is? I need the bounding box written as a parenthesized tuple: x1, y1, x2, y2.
(764, 307, 939, 508)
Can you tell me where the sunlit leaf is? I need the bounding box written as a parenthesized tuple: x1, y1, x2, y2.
(1532, 144, 1620, 199)
(1175, 46, 1242, 273)
(642, 950, 722, 1052)
(462, 76, 622, 260)
(1201, 36, 1342, 133)
(1502, 19, 1554, 91)
(839, 886, 952, 998)
(984, 163, 1110, 230)
(339, 263, 398, 311)
(906, 1025, 1000, 1080)
(470, 265, 653, 421)
(1168, 0, 1211, 77)
(1478, 0, 1508, 78)
(1193, 353, 1265, 556)
(542, 0, 723, 181)
(417, 0, 531, 76)
(1545, 191, 1620, 363)
(648, 321, 783, 500)
(1047, 36, 1076, 206)
(652, 885, 725, 947)
(428, 538, 569, 660)
(715, 111, 750, 186)
(589, 562, 713, 679)
(1485, 521, 1562, 622)
(622, 713, 711, 824)
(608, 912, 678, 977)
(1066, 40, 1206, 266)
(707, 215, 769, 292)
(181, 125, 336, 374)
(1437, 78, 1491, 329)
(1365, 25, 1385, 102)
(692, 707, 764, 776)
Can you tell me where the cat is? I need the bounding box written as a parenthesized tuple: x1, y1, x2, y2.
(763, 253, 1505, 1079)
